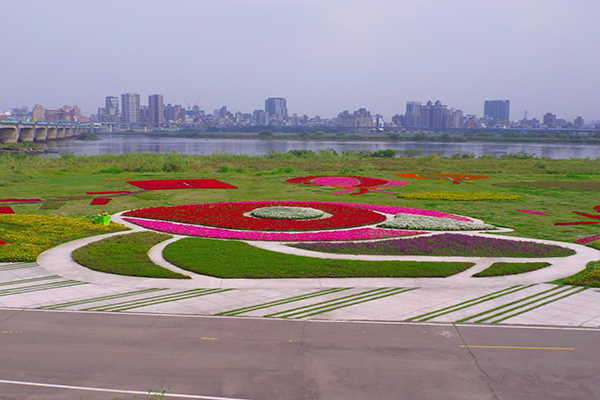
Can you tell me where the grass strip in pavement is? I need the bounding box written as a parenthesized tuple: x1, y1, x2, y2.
(0, 262, 38, 272)
(72, 231, 190, 279)
(0, 280, 88, 297)
(456, 285, 571, 323)
(490, 287, 587, 323)
(288, 288, 416, 319)
(38, 288, 168, 310)
(406, 285, 534, 322)
(0, 275, 60, 287)
(163, 237, 475, 278)
(264, 287, 411, 318)
(83, 288, 232, 312)
(473, 262, 552, 277)
(216, 287, 352, 316)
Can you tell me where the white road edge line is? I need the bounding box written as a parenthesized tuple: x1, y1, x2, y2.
(0, 378, 254, 400)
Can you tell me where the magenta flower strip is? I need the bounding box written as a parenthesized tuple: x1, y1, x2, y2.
(516, 209, 551, 216)
(575, 233, 600, 245)
(124, 217, 423, 241)
(335, 202, 472, 222)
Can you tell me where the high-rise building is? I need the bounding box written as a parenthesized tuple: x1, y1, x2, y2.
(121, 93, 141, 123)
(32, 104, 45, 121)
(148, 94, 165, 125)
(543, 112, 557, 127)
(265, 98, 288, 123)
(484, 100, 510, 122)
(404, 101, 421, 128)
(574, 116, 585, 128)
(253, 109, 265, 125)
(105, 96, 119, 121)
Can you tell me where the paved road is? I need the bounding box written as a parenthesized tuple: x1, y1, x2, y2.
(0, 309, 598, 400)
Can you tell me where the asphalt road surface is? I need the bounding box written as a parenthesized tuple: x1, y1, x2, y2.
(0, 309, 598, 400)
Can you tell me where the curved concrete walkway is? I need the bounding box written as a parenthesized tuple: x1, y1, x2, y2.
(35, 211, 600, 290)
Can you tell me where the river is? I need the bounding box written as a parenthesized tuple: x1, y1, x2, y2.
(38, 135, 600, 159)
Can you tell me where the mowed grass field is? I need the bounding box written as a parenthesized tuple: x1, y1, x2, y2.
(1, 151, 600, 243)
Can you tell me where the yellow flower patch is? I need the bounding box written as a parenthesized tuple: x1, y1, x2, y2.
(0, 214, 128, 262)
(397, 192, 522, 201)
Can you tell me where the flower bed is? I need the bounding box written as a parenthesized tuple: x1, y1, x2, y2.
(90, 198, 111, 206)
(127, 179, 237, 191)
(250, 206, 325, 220)
(123, 201, 387, 231)
(86, 191, 131, 195)
(516, 209, 551, 216)
(493, 181, 600, 191)
(123, 217, 422, 241)
(397, 173, 491, 184)
(0, 240, 7, 246)
(342, 203, 472, 221)
(0, 199, 41, 203)
(0, 214, 127, 262)
(396, 192, 522, 201)
(291, 233, 576, 258)
(555, 206, 600, 226)
(0, 207, 15, 214)
(576, 234, 600, 245)
(285, 175, 410, 195)
(378, 214, 496, 231)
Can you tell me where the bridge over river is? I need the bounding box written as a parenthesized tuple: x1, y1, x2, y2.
(0, 121, 87, 144)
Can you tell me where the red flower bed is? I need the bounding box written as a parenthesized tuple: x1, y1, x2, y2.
(90, 198, 112, 206)
(0, 199, 41, 203)
(0, 240, 7, 245)
(555, 206, 600, 226)
(86, 191, 131, 195)
(0, 207, 15, 214)
(127, 179, 237, 191)
(123, 201, 386, 231)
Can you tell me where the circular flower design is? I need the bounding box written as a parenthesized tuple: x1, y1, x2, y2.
(123, 201, 387, 231)
(250, 206, 325, 220)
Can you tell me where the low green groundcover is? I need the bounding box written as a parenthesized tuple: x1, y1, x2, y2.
(553, 260, 600, 288)
(379, 214, 496, 231)
(473, 262, 551, 277)
(162, 237, 475, 278)
(72, 231, 190, 279)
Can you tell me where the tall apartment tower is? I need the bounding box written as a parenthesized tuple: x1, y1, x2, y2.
(121, 93, 141, 123)
(483, 100, 510, 122)
(404, 101, 421, 128)
(265, 98, 288, 123)
(148, 94, 165, 125)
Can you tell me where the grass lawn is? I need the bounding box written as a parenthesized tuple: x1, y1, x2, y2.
(72, 231, 190, 279)
(553, 260, 600, 288)
(472, 262, 552, 277)
(162, 237, 475, 278)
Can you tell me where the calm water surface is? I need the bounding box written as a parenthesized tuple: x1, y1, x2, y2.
(39, 135, 600, 159)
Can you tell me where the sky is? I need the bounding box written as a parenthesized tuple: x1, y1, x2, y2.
(1, 0, 599, 121)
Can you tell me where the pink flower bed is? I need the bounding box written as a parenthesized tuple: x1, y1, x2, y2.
(286, 175, 410, 195)
(90, 198, 111, 206)
(555, 205, 600, 226)
(124, 217, 423, 241)
(0, 199, 41, 203)
(575, 234, 600, 245)
(516, 209, 551, 216)
(336, 202, 472, 222)
(0, 207, 15, 214)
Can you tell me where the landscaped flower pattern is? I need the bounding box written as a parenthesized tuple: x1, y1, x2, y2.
(291, 233, 575, 258)
(575, 233, 600, 245)
(0, 207, 15, 214)
(378, 214, 496, 231)
(339, 202, 472, 221)
(0, 199, 41, 203)
(397, 192, 522, 201)
(90, 198, 111, 206)
(250, 206, 325, 220)
(516, 209, 551, 216)
(123, 201, 387, 231)
(286, 175, 410, 195)
(397, 173, 491, 184)
(127, 179, 237, 191)
(555, 206, 600, 226)
(123, 217, 422, 242)
(86, 191, 132, 195)
(0, 240, 7, 246)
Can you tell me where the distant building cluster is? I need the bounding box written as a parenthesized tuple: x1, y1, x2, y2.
(0, 95, 593, 132)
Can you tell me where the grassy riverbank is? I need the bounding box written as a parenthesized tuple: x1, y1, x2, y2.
(1, 151, 600, 243)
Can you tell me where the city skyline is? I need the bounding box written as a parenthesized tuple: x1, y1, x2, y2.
(1, 1, 599, 121)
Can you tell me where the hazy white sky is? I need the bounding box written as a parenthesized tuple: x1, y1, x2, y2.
(2, 0, 599, 121)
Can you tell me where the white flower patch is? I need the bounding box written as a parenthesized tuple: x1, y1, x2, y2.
(250, 206, 325, 220)
(378, 213, 496, 231)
